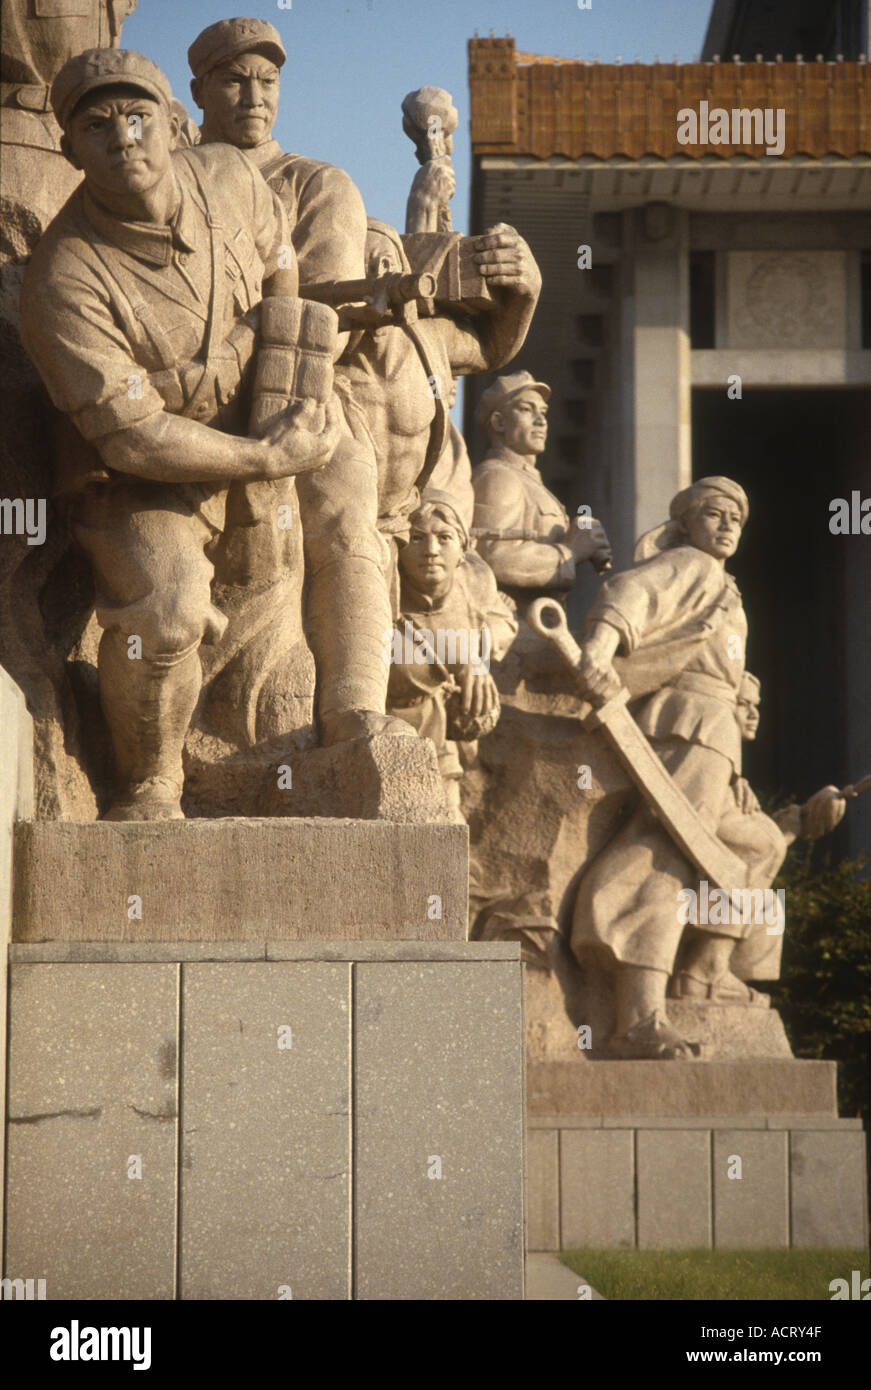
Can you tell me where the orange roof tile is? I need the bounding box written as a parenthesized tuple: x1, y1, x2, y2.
(468, 37, 871, 159)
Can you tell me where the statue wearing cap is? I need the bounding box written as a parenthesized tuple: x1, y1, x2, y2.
(188, 17, 422, 747)
(2, 0, 136, 155)
(19, 46, 347, 820)
(471, 372, 612, 613)
(189, 19, 367, 294)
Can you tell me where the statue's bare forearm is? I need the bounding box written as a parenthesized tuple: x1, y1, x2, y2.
(99, 411, 271, 484)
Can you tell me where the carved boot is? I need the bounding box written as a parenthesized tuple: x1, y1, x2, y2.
(607, 1008, 703, 1061)
(306, 554, 417, 746)
(98, 630, 201, 820)
(668, 970, 770, 1009)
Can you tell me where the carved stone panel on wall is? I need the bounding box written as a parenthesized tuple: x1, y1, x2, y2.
(726, 251, 847, 350)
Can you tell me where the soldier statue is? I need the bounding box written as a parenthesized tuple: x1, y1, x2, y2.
(471, 372, 611, 614)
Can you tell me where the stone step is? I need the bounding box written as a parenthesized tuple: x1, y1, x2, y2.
(666, 998, 793, 1059)
(13, 818, 467, 943)
(527, 1058, 838, 1118)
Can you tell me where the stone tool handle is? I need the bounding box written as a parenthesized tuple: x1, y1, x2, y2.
(526, 597, 586, 683)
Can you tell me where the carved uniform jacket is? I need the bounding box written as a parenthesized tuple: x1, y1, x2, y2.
(471, 453, 575, 598)
(2, 0, 136, 147)
(387, 552, 517, 775)
(246, 139, 367, 287)
(589, 545, 748, 774)
(20, 143, 289, 503)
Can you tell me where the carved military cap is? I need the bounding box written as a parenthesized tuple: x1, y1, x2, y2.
(475, 371, 551, 430)
(188, 18, 287, 78)
(670, 475, 749, 525)
(51, 49, 173, 130)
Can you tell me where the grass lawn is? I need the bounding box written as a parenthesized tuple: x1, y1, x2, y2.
(560, 1248, 870, 1300)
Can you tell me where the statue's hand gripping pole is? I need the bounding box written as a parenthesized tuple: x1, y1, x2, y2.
(526, 598, 748, 892)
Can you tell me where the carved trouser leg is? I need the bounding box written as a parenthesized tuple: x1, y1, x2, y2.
(69, 479, 228, 818)
(296, 433, 413, 745)
(571, 738, 741, 973)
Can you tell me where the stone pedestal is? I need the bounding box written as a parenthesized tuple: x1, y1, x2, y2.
(526, 1058, 867, 1253)
(1, 666, 526, 1300)
(4, 941, 526, 1300)
(13, 818, 468, 942)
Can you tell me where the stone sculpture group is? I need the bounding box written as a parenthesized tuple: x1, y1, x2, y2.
(2, 4, 858, 1061)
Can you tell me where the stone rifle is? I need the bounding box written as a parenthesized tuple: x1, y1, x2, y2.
(299, 232, 498, 329)
(298, 270, 438, 327)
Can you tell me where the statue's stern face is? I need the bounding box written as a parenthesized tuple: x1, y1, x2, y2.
(684, 498, 744, 560)
(67, 92, 174, 199)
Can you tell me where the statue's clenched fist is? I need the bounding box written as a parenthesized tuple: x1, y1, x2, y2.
(577, 620, 623, 706)
(258, 398, 342, 479)
(569, 517, 612, 571)
(474, 223, 542, 298)
(800, 785, 847, 839)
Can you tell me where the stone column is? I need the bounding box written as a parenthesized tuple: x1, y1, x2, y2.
(623, 204, 692, 542)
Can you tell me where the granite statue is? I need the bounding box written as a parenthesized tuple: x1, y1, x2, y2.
(189, 17, 416, 749)
(402, 85, 457, 235)
(19, 48, 341, 820)
(1, 0, 139, 819)
(326, 216, 542, 610)
(528, 477, 850, 1059)
(402, 88, 473, 531)
(386, 489, 516, 820)
(471, 372, 612, 614)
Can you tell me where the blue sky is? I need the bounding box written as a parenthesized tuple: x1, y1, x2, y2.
(125, 0, 716, 237)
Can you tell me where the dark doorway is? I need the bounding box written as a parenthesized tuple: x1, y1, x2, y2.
(692, 389, 871, 847)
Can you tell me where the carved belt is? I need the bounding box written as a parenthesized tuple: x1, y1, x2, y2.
(1, 82, 52, 111)
(672, 671, 738, 705)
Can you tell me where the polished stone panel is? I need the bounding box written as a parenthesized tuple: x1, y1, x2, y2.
(179, 962, 351, 1300)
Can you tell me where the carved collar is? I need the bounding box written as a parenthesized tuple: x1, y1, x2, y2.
(81, 177, 198, 266)
(400, 582, 451, 615)
(245, 138, 284, 169)
(480, 450, 546, 480)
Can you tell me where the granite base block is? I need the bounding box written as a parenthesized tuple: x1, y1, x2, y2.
(2, 944, 524, 1300)
(527, 1077, 867, 1252)
(13, 818, 468, 942)
(527, 1058, 838, 1118)
(4, 963, 178, 1299)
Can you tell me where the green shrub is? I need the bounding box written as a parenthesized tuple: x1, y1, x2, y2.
(770, 845, 871, 1126)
